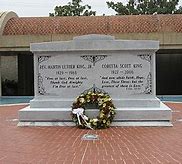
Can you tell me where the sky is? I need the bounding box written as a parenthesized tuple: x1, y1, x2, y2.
(1, 0, 182, 17)
(1, 0, 126, 17)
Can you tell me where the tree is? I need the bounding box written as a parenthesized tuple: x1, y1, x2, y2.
(49, 0, 96, 16)
(107, 0, 182, 15)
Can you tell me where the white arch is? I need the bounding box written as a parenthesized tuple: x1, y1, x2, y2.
(0, 11, 18, 35)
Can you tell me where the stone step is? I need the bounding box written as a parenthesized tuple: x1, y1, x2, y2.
(18, 121, 172, 127)
(19, 102, 172, 126)
(30, 98, 161, 108)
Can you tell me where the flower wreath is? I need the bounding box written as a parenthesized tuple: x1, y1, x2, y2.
(71, 91, 116, 129)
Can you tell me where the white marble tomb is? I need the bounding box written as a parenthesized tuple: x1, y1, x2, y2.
(18, 34, 172, 126)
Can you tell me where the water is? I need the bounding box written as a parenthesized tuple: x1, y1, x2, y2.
(0, 96, 33, 105)
(157, 95, 182, 102)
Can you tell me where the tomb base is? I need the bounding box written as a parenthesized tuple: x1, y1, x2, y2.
(18, 102, 172, 127)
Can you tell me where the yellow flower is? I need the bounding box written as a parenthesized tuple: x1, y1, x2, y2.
(100, 112, 104, 118)
(79, 98, 85, 103)
(106, 120, 110, 126)
(90, 118, 98, 125)
(92, 122, 97, 125)
(86, 95, 90, 102)
(103, 98, 109, 102)
(93, 118, 98, 122)
(98, 93, 104, 97)
(88, 91, 92, 95)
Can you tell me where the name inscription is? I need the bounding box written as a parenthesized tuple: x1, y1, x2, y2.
(37, 54, 152, 97)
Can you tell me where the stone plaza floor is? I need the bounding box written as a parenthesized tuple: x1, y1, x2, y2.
(0, 103, 182, 164)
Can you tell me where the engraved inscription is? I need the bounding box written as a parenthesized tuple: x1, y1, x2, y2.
(37, 54, 152, 97)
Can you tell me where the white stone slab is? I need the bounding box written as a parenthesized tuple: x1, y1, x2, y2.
(29, 98, 160, 108)
(31, 34, 159, 52)
(17, 121, 75, 127)
(18, 121, 172, 127)
(33, 53, 155, 98)
(19, 102, 172, 124)
(111, 121, 172, 127)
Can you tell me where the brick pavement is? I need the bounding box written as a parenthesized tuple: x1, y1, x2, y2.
(0, 103, 182, 164)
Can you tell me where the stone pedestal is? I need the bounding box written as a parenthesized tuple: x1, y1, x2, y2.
(18, 34, 172, 126)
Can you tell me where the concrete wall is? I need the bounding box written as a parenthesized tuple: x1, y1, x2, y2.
(1, 56, 18, 81)
(1, 32, 182, 51)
